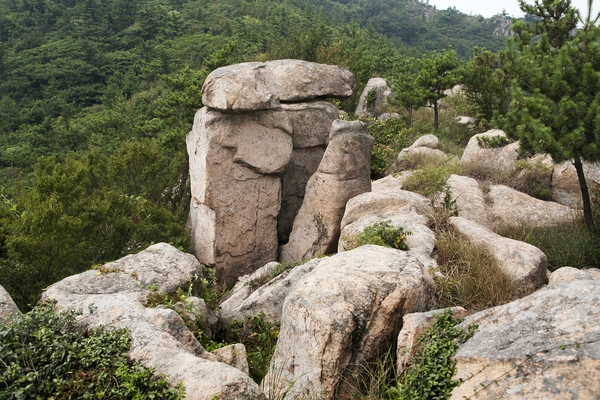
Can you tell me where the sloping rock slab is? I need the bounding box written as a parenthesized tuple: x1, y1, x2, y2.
(42, 243, 265, 400)
(266, 59, 355, 101)
(219, 258, 321, 325)
(265, 245, 436, 399)
(450, 217, 548, 293)
(451, 279, 600, 399)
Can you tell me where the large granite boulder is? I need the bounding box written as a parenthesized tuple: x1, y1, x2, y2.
(460, 129, 519, 173)
(451, 278, 600, 399)
(338, 188, 435, 259)
(202, 62, 283, 112)
(355, 77, 393, 117)
(42, 243, 266, 400)
(449, 217, 548, 293)
(265, 245, 436, 399)
(549, 266, 600, 285)
(187, 107, 293, 285)
(446, 174, 575, 229)
(0, 285, 20, 322)
(265, 59, 355, 101)
(280, 120, 374, 262)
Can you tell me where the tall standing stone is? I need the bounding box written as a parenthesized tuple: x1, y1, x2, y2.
(280, 120, 374, 262)
(187, 108, 293, 285)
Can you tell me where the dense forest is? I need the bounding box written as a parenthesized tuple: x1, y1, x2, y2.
(0, 0, 512, 309)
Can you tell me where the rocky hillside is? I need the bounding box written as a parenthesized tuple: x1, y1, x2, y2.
(2, 60, 598, 399)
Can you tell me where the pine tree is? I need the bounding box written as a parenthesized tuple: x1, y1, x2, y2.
(498, 0, 600, 231)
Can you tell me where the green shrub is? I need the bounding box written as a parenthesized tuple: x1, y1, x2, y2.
(0, 303, 183, 399)
(367, 117, 414, 179)
(343, 220, 412, 251)
(494, 220, 600, 271)
(387, 309, 476, 400)
(476, 134, 511, 148)
(209, 313, 280, 384)
(401, 162, 462, 199)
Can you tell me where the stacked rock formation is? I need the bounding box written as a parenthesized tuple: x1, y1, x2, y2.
(187, 60, 355, 285)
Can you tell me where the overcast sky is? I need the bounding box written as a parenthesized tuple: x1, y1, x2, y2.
(425, 0, 598, 19)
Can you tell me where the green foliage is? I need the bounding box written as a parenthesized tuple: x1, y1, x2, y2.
(367, 117, 414, 179)
(0, 302, 183, 399)
(401, 161, 462, 199)
(497, 0, 600, 230)
(387, 309, 476, 399)
(494, 220, 600, 271)
(0, 145, 190, 311)
(461, 47, 512, 123)
(247, 262, 300, 291)
(208, 313, 280, 384)
(343, 220, 412, 251)
(476, 134, 511, 148)
(366, 88, 379, 113)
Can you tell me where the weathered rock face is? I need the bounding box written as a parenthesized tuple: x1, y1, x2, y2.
(265, 245, 436, 400)
(451, 279, 600, 400)
(355, 77, 393, 117)
(187, 107, 293, 285)
(219, 258, 322, 325)
(338, 187, 435, 259)
(460, 129, 520, 173)
(202, 62, 283, 112)
(552, 160, 600, 207)
(280, 120, 374, 262)
(278, 101, 338, 239)
(0, 285, 20, 322)
(211, 343, 250, 376)
(446, 174, 576, 229)
(188, 60, 355, 285)
(449, 217, 548, 293)
(42, 243, 266, 400)
(265, 59, 355, 101)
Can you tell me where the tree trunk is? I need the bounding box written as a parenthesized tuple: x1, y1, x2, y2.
(573, 156, 595, 232)
(433, 102, 439, 131)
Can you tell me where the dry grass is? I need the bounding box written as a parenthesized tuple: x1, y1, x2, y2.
(428, 209, 520, 313)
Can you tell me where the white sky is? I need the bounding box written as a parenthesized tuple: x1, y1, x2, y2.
(425, 0, 598, 19)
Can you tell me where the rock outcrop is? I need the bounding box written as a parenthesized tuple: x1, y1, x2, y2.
(265, 245, 436, 399)
(552, 160, 600, 207)
(449, 217, 548, 293)
(355, 77, 393, 117)
(280, 120, 374, 262)
(187, 60, 354, 285)
(42, 243, 266, 400)
(446, 174, 575, 229)
(460, 129, 520, 173)
(451, 278, 600, 399)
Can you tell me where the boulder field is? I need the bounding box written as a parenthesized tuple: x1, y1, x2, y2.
(2, 63, 599, 399)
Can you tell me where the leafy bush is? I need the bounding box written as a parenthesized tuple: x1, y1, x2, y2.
(0, 303, 183, 399)
(343, 221, 412, 251)
(388, 309, 476, 399)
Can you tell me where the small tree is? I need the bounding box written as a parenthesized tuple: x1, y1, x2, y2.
(416, 49, 462, 131)
(498, 0, 600, 231)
